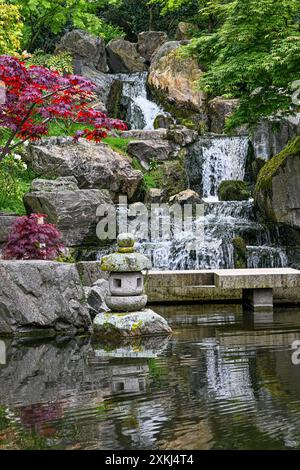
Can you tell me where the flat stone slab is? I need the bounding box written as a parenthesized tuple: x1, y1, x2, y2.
(214, 268, 300, 289)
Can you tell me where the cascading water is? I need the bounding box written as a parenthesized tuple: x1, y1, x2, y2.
(116, 72, 167, 130)
(133, 136, 288, 270)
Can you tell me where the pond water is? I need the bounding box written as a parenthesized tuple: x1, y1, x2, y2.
(1, 304, 300, 450)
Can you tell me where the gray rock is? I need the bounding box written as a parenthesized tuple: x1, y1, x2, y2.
(167, 126, 198, 146)
(255, 137, 300, 229)
(24, 138, 144, 201)
(24, 179, 113, 247)
(127, 139, 179, 169)
(150, 41, 182, 67)
(208, 97, 240, 134)
(80, 67, 123, 115)
(251, 116, 300, 160)
(169, 189, 202, 205)
(93, 309, 172, 337)
(0, 213, 18, 244)
(31, 176, 79, 192)
(138, 31, 167, 62)
(87, 279, 109, 315)
(56, 29, 108, 73)
(153, 114, 175, 129)
(0, 261, 91, 336)
(76, 261, 109, 286)
(121, 129, 168, 140)
(106, 39, 147, 73)
(144, 188, 166, 204)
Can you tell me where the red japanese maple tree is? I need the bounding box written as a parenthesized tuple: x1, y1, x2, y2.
(3, 213, 64, 260)
(0, 55, 127, 162)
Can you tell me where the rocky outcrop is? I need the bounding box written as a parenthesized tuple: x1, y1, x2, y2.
(255, 136, 300, 229)
(86, 279, 109, 316)
(208, 97, 240, 133)
(137, 31, 167, 62)
(0, 213, 18, 245)
(23, 177, 113, 247)
(56, 29, 108, 73)
(127, 139, 179, 169)
(176, 22, 199, 41)
(106, 39, 147, 73)
(144, 188, 166, 204)
(148, 41, 206, 119)
(251, 115, 300, 160)
(0, 261, 91, 336)
(24, 138, 144, 201)
(80, 66, 123, 115)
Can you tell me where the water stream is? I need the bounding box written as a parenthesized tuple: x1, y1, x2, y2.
(117, 72, 167, 130)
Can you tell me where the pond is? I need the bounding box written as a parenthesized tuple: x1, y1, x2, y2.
(1, 304, 300, 450)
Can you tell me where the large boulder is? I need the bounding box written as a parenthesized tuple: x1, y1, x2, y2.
(24, 138, 144, 202)
(251, 116, 300, 160)
(56, 29, 108, 73)
(106, 39, 147, 73)
(80, 67, 123, 115)
(208, 96, 240, 134)
(148, 41, 206, 118)
(23, 177, 113, 247)
(127, 139, 179, 169)
(255, 136, 300, 229)
(169, 189, 202, 205)
(137, 31, 167, 62)
(0, 261, 91, 336)
(0, 212, 18, 245)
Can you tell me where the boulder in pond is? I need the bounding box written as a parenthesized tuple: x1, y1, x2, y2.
(0, 261, 91, 336)
(93, 309, 172, 338)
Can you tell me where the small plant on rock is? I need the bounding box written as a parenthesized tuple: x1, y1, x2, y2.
(3, 213, 64, 260)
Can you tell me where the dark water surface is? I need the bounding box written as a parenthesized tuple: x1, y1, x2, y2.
(1, 304, 300, 450)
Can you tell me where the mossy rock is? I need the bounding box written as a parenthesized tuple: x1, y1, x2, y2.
(232, 236, 247, 269)
(218, 180, 250, 201)
(255, 135, 300, 193)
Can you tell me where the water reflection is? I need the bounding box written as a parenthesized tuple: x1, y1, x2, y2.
(1, 304, 300, 450)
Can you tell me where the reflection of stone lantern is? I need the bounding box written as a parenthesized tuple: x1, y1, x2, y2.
(101, 233, 152, 313)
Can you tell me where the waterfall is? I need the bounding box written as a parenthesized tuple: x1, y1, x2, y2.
(116, 72, 167, 130)
(186, 136, 250, 200)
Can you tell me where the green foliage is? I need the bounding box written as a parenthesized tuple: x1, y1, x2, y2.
(184, 0, 300, 128)
(99, 0, 198, 41)
(10, 0, 123, 52)
(0, 154, 37, 215)
(0, 1, 23, 54)
(102, 136, 131, 154)
(27, 51, 74, 74)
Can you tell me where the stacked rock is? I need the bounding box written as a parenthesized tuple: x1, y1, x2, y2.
(101, 233, 152, 313)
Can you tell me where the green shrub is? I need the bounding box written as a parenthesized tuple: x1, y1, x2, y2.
(27, 51, 73, 74)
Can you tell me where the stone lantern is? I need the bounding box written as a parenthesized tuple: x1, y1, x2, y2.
(100, 233, 152, 313)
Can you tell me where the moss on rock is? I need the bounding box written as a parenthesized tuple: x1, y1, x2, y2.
(255, 135, 300, 193)
(218, 180, 250, 201)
